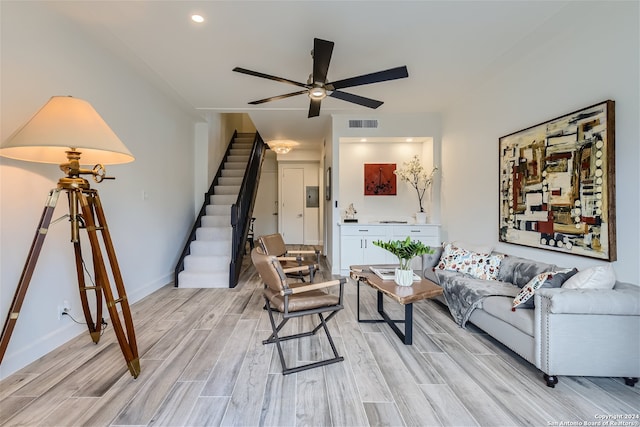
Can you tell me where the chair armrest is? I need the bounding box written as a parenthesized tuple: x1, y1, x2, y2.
(277, 256, 300, 262)
(287, 250, 318, 255)
(536, 287, 640, 315)
(282, 278, 346, 295)
(282, 265, 315, 274)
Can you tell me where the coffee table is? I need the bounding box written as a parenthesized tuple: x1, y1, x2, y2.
(350, 265, 443, 345)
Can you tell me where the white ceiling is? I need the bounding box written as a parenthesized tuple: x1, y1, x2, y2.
(45, 1, 572, 149)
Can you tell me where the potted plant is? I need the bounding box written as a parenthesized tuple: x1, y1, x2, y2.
(394, 155, 438, 224)
(373, 236, 434, 286)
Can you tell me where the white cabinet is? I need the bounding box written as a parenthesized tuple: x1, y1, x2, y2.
(339, 223, 441, 275)
(340, 226, 390, 272)
(391, 225, 441, 270)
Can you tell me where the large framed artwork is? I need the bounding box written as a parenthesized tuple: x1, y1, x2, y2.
(498, 100, 616, 261)
(364, 163, 396, 195)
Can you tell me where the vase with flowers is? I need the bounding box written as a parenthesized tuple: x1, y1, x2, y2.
(394, 155, 438, 224)
(372, 237, 434, 286)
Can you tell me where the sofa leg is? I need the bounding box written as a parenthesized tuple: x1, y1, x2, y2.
(623, 377, 638, 387)
(544, 374, 558, 388)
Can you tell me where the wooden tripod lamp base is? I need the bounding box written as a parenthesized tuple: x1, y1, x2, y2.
(0, 96, 139, 378)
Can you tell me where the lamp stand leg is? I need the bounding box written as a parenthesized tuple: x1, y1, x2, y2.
(0, 189, 61, 363)
(76, 188, 140, 378)
(69, 190, 103, 344)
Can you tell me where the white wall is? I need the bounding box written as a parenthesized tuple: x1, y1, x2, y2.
(441, 1, 639, 283)
(0, 3, 199, 378)
(253, 150, 279, 238)
(339, 140, 436, 223)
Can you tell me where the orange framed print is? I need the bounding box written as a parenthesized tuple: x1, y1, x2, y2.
(364, 163, 396, 196)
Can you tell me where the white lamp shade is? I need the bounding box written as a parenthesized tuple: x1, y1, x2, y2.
(0, 96, 134, 165)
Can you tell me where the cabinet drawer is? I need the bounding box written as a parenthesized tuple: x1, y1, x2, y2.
(340, 225, 390, 236)
(392, 225, 440, 238)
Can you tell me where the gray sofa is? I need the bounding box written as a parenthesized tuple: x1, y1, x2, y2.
(422, 250, 640, 387)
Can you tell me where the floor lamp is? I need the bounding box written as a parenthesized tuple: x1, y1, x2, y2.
(0, 96, 140, 378)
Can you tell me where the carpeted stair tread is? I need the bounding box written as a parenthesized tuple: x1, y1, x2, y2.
(222, 169, 244, 177)
(190, 241, 229, 256)
(214, 185, 241, 195)
(206, 204, 231, 215)
(177, 270, 229, 288)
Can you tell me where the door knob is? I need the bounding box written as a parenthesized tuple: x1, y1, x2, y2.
(297, 214, 303, 218)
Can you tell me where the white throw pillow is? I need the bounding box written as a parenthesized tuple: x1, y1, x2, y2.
(562, 264, 616, 290)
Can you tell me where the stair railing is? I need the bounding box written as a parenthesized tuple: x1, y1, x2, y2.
(229, 132, 267, 286)
(174, 130, 239, 287)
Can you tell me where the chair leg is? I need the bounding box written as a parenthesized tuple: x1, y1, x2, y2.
(263, 298, 288, 372)
(262, 302, 344, 375)
(317, 312, 341, 360)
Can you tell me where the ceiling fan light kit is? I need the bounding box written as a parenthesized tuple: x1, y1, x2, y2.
(233, 38, 408, 118)
(309, 86, 327, 100)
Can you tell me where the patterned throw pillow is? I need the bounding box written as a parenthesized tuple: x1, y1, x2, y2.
(436, 243, 504, 280)
(512, 268, 577, 310)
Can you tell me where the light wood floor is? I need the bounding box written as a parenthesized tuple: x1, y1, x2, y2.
(1, 254, 638, 426)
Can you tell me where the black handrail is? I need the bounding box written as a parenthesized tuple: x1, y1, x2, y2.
(229, 133, 267, 286)
(174, 130, 239, 287)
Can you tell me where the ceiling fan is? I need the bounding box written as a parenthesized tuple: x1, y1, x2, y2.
(233, 38, 409, 118)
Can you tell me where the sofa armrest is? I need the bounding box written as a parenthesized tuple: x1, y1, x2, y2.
(534, 282, 640, 378)
(536, 284, 640, 316)
(422, 246, 443, 279)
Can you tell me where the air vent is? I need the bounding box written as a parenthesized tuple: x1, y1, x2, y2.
(348, 119, 378, 129)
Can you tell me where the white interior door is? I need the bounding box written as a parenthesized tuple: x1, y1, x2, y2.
(281, 167, 304, 243)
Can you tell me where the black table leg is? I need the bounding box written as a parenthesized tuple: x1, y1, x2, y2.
(354, 286, 412, 345)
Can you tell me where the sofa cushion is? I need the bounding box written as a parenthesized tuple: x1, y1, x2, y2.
(513, 268, 578, 309)
(436, 243, 504, 280)
(496, 255, 557, 287)
(482, 296, 534, 336)
(562, 264, 616, 290)
(537, 281, 640, 315)
(422, 245, 444, 271)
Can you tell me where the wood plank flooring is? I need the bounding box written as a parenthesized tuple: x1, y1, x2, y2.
(1, 251, 639, 426)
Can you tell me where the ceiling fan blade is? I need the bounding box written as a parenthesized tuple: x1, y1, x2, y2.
(326, 66, 409, 90)
(308, 99, 322, 118)
(233, 67, 307, 88)
(329, 90, 384, 109)
(248, 90, 308, 105)
(313, 38, 334, 84)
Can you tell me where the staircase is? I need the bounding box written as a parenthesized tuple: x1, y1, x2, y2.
(177, 134, 253, 288)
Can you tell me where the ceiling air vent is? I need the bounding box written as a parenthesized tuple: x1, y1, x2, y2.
(348, 119, 378, 129)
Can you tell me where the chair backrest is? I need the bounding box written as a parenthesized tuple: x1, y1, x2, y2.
(251, 247, 288, 293)
(258, 233, 287, 257)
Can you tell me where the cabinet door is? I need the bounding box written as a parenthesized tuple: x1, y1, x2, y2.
(363, 236, 392, 265)
(392, 225, 441, 270)
(341, 235, 365, 270)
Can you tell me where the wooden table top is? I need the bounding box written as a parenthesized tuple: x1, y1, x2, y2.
(349, 265, 443, 305)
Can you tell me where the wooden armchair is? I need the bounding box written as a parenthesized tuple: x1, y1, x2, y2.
(251, 247, 345, 375)
(257, 233, 320, 282)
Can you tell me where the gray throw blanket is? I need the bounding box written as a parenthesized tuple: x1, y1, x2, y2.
(434, 270, 520, 328)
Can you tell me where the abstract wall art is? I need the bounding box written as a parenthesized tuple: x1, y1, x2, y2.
(364, 163, 397, 195)
(499, 100, 616, 261)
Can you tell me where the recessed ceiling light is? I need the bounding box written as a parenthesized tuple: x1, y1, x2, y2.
(191, 14, 204, 23)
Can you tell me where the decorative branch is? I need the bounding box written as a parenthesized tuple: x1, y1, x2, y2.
(394, 155, 438, 212)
